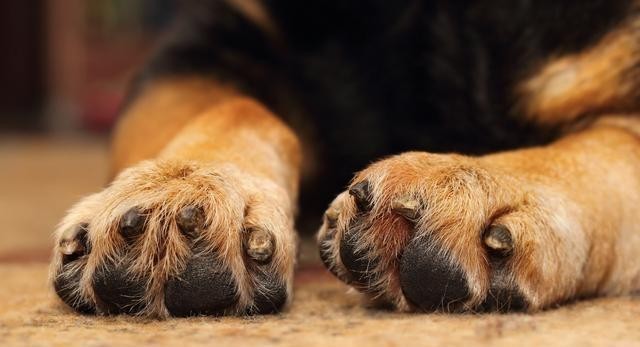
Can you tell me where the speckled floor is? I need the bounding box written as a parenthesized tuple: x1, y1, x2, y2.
(0, 137, 639, 347)
(2, 264, 640, 347)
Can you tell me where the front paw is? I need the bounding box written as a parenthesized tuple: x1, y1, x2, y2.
(50, 160, 296, 317)
(318, 152, 588, 312)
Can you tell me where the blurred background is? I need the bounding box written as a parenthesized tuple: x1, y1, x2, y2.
(0, 0, 177, 260)
(1, 0, 176, 132)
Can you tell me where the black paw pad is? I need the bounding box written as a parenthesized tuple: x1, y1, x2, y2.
(251, 271, 287, 314)
(318, 211, 352, 283)
(318, 231, 345, 281)
(164, 252, 238, 317)
(54, 264, 95, 314)
(339, 229, 379, 290)
(399, 236, 469, 311)
(92, 259, 147, 314)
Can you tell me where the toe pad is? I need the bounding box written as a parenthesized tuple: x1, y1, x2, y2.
(399, 236, 469, 311)
(164, 252, 238, 317)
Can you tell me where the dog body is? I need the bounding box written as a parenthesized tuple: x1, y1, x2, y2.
(52, 0, 640, 316)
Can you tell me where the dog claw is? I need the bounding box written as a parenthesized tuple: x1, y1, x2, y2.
(59, 224, 89, 256)
(61, 241, 82, 256)
(349, 181, 372, 211)
(244, 228, 275, 263)
(483, 225, 513, 255)
(119, 208, 144, 239)
(177, 206, 204, 236)
(391, 197, 419, 220)
(325, 208, 339, 229)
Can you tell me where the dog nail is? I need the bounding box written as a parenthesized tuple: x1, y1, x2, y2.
(60, 224, 89, 256)
(244, 228, 275, 263)
(177, 206, 204, 236)
(120, 208, 144, 239)
(61, 240, 83, 256)
(391, 197, 419, 220)
(325, 208, 339, 229)
(349, 181, 372, 211)
(483, 225, 513, 255)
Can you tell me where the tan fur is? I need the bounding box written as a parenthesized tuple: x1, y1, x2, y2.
(51, 77, 302, 317)
(519, 16, 640, 125)
(318, 116, 640, 311)
(110, 78, 241, 177)
(51, 14, 640, 315)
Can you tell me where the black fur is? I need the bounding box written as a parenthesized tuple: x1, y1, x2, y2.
(128, 0, 633, 229)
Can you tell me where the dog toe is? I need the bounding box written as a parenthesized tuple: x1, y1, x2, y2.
(398, 236, 470, 311)
(92, 258, 147, 314)
(339, 228, 379, 291)
(54, 263, 95, 314)
(164, 250, 237, 317)
(250, 270, 287, 314)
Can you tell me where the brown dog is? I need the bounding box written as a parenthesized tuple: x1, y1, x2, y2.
(51, 0, 640, 317)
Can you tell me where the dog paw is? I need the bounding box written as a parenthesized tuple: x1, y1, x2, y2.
(318, 152, 589, 312)
(50, 160, 295, 317)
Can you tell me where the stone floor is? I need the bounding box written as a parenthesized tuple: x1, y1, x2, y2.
(0, 137, 638, 347)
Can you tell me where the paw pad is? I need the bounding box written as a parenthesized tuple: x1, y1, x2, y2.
(399, 236, 470, 311)
(52, 162, 295, 317)
(164, 250, 237, 317)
